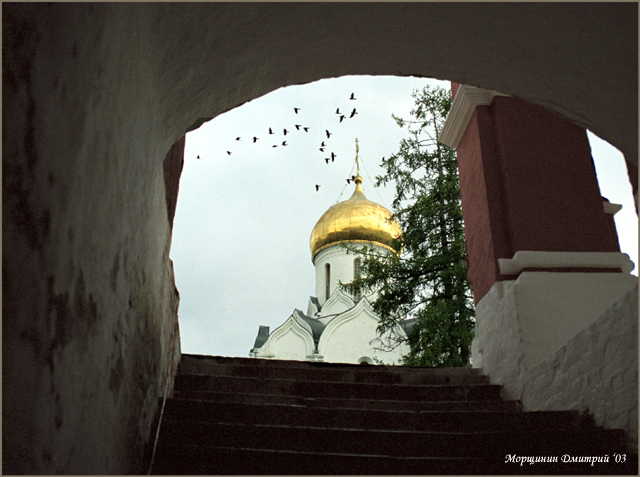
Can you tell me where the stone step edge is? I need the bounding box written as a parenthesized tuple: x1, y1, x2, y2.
(155, 442, 638, 469)
(151, 445, 638, 476)
(180, 354, 482, 374)
(160, 412, 596, 434)
(160, 418, 620, 439)
(174, 377, 504, 402)
(165, 397, 587, 421)
(171, 390, 520, 409)
(176, 373, 499, 392)
(156, 422, 629, 463)
(155, 443, 498, 461)
(177, 366, 489, 385)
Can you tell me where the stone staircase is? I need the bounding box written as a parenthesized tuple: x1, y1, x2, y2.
(149, 354, 637, 475)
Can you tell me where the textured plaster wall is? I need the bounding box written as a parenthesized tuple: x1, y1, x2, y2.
(521, 286, 638, 450)
(3, 5, 181, 473)
(471, 280, 525, 390)
(472, 273, 637, 393)
(2, 2, 637, 473)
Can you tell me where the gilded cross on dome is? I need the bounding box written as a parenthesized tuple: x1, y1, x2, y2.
(355, 138, 360, 176)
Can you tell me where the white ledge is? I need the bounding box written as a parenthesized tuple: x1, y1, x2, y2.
(498, 251, 635, 275)
(440, 85, 509, 148)
(603, 201, 623, 215)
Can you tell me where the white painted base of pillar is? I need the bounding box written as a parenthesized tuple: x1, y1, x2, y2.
(471, 271, 637, 399)
(520, 285, 638, 451)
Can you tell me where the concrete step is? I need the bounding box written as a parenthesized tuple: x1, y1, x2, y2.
(152, 445, 637, 475)
(164, 398, 597, 433)
(172, 389, 523, 411)
(174, 373, 503, 402)
(152, 444, 637, 475)
(149, 356, 638, 475)
(151, 444, 505, 475)
(155, 419, 630, 463)
(179, 353, 488, 385)
(182, 353, 484, 372)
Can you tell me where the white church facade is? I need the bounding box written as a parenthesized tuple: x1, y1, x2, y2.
(250, 159, 412, 365)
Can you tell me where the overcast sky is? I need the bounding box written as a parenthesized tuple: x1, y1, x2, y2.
(171, 75, 638, 358)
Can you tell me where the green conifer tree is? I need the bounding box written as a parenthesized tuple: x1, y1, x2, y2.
(343, 85, 475, 367)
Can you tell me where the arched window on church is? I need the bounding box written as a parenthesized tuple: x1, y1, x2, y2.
(354, 258, 362, 302)
(325, 263, 331, 301)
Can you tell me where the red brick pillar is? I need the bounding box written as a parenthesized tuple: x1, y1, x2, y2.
(445, 84, 622, 304)
(442, 84, 636, 393)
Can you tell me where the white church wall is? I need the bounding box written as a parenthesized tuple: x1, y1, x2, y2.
(318, 299, 408, 365)
(318, 288, 355, 318)
(255, 314, 315, 361)
(314, 245, 359, 306)
(313, 243, 386, 306)
(307, 297, 320, 316)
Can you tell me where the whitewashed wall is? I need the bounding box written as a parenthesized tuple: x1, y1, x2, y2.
(314, 243, 385, 306)
(520, 285, 638, 450)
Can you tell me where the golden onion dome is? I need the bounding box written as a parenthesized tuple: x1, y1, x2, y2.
(310, 175, 402, 261)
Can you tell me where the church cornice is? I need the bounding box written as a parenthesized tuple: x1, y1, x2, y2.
(258, 312, 316, 357)
(319, 287, 355, 318)
(312, 240, 398, 264)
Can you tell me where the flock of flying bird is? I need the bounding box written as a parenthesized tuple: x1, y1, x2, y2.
(196, 92, 361, 192)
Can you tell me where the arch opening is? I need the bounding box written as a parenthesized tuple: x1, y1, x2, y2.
(170, 75, 637, 359)
(172, 75, 446, 357)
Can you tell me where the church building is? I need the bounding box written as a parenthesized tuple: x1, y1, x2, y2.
(250, 144, 411, 364)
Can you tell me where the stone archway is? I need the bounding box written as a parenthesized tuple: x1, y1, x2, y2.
(3, 3, 636, 473)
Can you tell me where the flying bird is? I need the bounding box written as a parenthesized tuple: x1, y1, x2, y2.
(269, 127, 274, 135)
(272, 145, 278, 148)
(325, 158, 330, 164)
(295, 124, 301, 130)
(227, 151, 232, 155)
(253, 137, 259, 143)
(282, 141, 287, 146)
(331, 152, 336, 161)
(294, 107, 301, 114)
(236, 137, 241, 141)
(346, 178, 351, 184)
(283, 129, 289, 135)
(315, 184, 321, 191)
(351, 175, 355, 181)
(196, 155, 200, 160)
(319, 147, 325, 152)
(303, 127, 310, 132)
(350, 108, 357, 118)
(350, 92, 356, 100)
(335, 108, 341, 114)
(321, 141, 326, 147)
(339, 115, 345, 123)
(325, 130, 332, 138)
